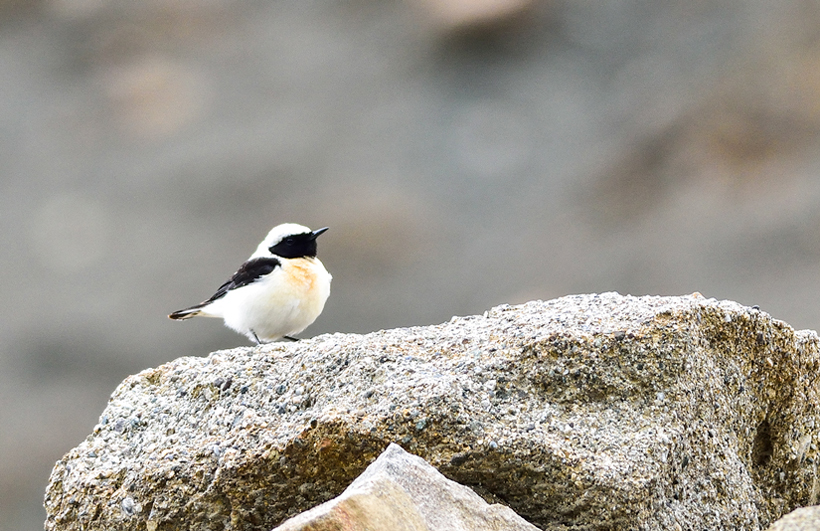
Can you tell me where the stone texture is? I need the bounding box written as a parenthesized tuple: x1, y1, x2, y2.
(765, 506, 820, 531)
(44, 293, 820, 530)
(273, 442, 538, 531)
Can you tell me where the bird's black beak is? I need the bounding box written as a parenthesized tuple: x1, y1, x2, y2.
(310, 227, 329, 240)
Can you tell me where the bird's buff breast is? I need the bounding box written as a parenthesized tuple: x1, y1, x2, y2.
(283, 259, 319, 291)
(243, 257, 331, 339)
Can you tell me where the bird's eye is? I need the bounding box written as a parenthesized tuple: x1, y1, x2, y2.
(285, 237, 294, 244)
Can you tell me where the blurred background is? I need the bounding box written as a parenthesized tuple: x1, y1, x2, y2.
(4, 0, 820, 528)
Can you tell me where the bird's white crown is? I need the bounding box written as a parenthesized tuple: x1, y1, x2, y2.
(251, 223, 314, 258)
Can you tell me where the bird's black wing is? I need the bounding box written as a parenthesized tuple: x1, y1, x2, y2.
(169, 257, 281, 319)
(204, 257, 281, 304)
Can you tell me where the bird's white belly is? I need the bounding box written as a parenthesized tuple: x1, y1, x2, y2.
(220, 259, 330, 342)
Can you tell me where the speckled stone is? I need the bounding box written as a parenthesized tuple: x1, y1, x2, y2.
(44, 293, 820, 531)
(273, 443, 539, 531)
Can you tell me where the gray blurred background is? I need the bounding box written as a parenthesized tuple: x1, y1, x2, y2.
(4, 0, 820, 528)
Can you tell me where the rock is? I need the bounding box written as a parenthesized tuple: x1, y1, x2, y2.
(44, 293, 820, 531)
(765, 506, 820, 531)
(273, 442, 538, 531)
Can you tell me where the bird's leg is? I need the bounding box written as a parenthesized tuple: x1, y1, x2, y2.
(251, 330, 264, 345)
(283, 335, 299, 342)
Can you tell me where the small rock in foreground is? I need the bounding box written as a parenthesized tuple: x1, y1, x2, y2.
(765, 506, 820, 531)
(274, 442, 538, 531)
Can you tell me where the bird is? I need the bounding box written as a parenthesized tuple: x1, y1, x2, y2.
(169, 223, 332, 344)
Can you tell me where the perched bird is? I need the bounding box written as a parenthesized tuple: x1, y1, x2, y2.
(169, 223, 331, 344)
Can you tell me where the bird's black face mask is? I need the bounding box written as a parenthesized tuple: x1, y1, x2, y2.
(269, 227, 327, 259)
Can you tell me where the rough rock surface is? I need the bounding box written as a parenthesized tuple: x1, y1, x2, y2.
(44, 293, 820, 531)
(765, 506, 820, 531)
(273, 442, 538, 531)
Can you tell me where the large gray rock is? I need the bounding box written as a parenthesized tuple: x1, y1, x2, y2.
(44, 293, 820, 530)
(274, 442, 538, 531)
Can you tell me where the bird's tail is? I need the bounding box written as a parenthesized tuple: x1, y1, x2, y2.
(168, 306, 203, 320)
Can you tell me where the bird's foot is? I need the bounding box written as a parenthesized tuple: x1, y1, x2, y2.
(251, 330, 266, 345)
